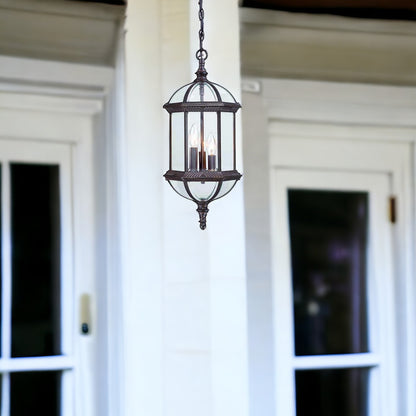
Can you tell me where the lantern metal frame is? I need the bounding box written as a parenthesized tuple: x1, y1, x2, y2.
(163, 0, 242, 230)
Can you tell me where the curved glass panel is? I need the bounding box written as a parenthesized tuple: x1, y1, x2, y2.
(168, 83, 193, 104)
(211, 82, 237, 103)
(168, 180, 193, 201)
(167, 81, 239, 104)
(186, 82, 218, 102)
(187, 181, 218, 201)
(214, 180, 237, 200)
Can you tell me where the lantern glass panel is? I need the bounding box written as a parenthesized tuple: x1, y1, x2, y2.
(221, 112, 234, 171)
(188, 181, 219, 201)
(187, 112, 201, 170)
(168, 180, 193, 201)
(168, 83, 193, 103)
(215, 180, 237, 200)
(171, 113, 185, 171)
(211, 82, 236, 103)
(203, 112, 218, 170)
(187, 82, 218, 102)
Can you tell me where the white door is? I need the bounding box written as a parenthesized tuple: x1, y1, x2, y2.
(0, 139, 76, 416)
(269, 138, 407, 416)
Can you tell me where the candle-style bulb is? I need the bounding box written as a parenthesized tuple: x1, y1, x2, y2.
(189, 124, 199, 171)
(207, 133, 217, 155)
(190, 124, 199, 148)
(207, 133, 217, 171)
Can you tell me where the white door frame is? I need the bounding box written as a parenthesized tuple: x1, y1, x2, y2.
(242, 77, 416, 416)
(270, 162, 398, 416)
(0, 55, 118, 415)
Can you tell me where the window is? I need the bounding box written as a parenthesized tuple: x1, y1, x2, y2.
(272, 168, 398, 416)
(0, 141, 74, 415)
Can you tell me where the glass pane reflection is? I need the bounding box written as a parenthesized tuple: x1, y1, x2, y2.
(11, 164, 61, 357)
(288, 190, 368, 356)
(10, 371, 60, 416)
(296, 368, 369, 416)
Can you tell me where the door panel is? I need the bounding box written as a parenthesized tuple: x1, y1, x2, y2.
(271, 168, 397, 416)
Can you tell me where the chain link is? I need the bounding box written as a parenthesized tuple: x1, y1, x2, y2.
(196, 0, 208, 69)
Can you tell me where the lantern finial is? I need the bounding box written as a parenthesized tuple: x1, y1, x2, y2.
(197, 203, 209, 230)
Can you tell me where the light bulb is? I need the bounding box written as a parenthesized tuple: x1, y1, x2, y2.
(207, 133, 216, 155)
(190, 124, 199, 147)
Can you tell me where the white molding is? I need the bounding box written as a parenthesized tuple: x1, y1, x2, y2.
(293, 353, 381, 370)
(0, 356, 74, 372)
(269, 120, 416, 142)
(0, 0, 124, 20)
(0, 56, 114, 91)
(0, 0, 124, 66)
(262, 79, 416, 128)
(241, 78, 261, 94)
(0, 92, 102, 115)
(240, 9, 416, 85)
(240, 8, 416, 36)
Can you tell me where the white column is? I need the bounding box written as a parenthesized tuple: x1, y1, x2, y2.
(202, 2, 249, 415)
(122, 1, 164, 415)
(122, 1, 248, 416)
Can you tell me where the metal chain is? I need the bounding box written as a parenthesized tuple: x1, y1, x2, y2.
(196, 0, 208, 73)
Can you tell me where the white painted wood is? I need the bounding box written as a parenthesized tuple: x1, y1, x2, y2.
(0, 139, 75, 415)
(293, 354, 381, 370)
(122, 1, 249, 416)
(0, 0, 124, 66)
(98, 25, 125, 416)
(262, 79, 416, 128)
(269, 169, 296, 416)
(122, 2, 164, 416)
(1, 374, 9, 416)
(0, 160, 11, 416)
(0, 19, 119, 416)
(201, 2, 249, 416)
(0, 71, 101, 413)
(0, 93, 102, 115)
(1, 162, 11, 361)
(240, 9, 416, 85)
(0, 56, 114, 92)
(0, 356, 74, 372)
(243, 76, 416, 416)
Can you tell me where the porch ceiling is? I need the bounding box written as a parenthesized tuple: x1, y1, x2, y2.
(0, 0, 124, 66)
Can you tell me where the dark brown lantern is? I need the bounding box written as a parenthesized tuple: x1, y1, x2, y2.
(163, 0, 242, 230)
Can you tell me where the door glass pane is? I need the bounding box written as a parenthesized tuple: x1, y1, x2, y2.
(10, 371, 60, 416)
(288, 190, 368, 356)
(296, 368, 369, 416)
(11, 164, 61, 357)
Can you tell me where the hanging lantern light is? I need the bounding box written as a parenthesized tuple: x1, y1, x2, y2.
(163, 0, 242, 230)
